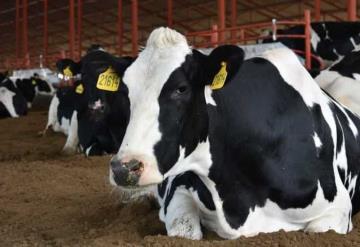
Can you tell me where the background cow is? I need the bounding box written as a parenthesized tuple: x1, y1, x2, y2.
(314, 50, 360, 116)
(260, 22, 360, 68)
(0, 72, 28, 118)
(110, 27, 360, 240)
(63, 50, 132, 156)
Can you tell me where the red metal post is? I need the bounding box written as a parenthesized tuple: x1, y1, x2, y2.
(69, 0, 75, 59)
(167, 0, 173, 27)
(315, 0, 321, 21)
(210, 24, 218, 47)
(347, 0, 357, 21)
(217, 0, 225, 43)
(304, 10, 311, 70)
(131, 0, 138, 56)
(43, 0, 48, 66)
(15, 0, 21, 67)
(22, 0, 29, 67)
(117, 0, 123, 55)
(77, 0, 82, 59)
(230, 0, 237, 43)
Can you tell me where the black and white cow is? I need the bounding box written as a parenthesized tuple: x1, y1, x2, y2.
(42, 59, 82, 136)
(0, 72, 28, 118)
(15, 73, 54, 109)
(261, 22, 360, 68)
(109, 27, 360, 239)
(314, 50, 360, 116)
(63, 50, 132, 155)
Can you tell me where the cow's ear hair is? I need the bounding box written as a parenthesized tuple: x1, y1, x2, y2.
(194, 45, 244, 87)
(110, 56, 134, 76)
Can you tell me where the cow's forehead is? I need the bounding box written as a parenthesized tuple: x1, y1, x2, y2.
(123, 27, 192, 99)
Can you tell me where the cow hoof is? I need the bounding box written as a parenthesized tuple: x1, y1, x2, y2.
(37, 129, 47, 137)
(167, 216, 203, 240)
(62, 147, 77, 156)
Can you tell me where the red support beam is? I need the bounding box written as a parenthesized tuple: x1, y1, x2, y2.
(230, 0, 237, 41)
(22, 0, 29, 63)
(15, 0, 21, 67)
(77, 0, 82, 60)
(167, 0, 173, 27)
(304, 10, 311, 70)
(315, 0, 321, 21)
(43, 0, 48, 66)
(131, 0, 138, 56)
(69, 0, 75, 59)
(217, 0, 225, 42)
(117, 0, 123, 55)
(347, 0, 357, 21)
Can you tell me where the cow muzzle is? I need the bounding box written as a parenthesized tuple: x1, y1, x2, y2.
(110, 157, 144, 187)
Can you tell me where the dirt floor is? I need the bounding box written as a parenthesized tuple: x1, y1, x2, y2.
(1, 97, 360, 246)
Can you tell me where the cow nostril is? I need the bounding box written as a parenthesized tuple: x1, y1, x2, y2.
(126, 159, 144, 173)
(110, 156, 121, 168)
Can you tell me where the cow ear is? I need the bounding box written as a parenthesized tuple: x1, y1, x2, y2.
(193, 45, 244, 89)
(110, 56, 134, 76)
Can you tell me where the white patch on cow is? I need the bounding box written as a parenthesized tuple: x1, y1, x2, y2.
(335, 116, 348, 176)
(0, 86, 18, 117)
(27, 102, 32, 109)
(204, 86, 217, 106)
(164, 138, 213, 179)
(315, 70, 342, 89)
(311, 28, 321, 52)
(353, 73, 360, 81)
(45, 95, 61, 132)
(117, 27, 192, 185)
(163, 186, 203, 240)
(63, 111, 79, 154)
(313, 132, 322, 149)
(346, 173, 358, 199)
(85, 145, 93, 156)
(350, 37, 360, 51)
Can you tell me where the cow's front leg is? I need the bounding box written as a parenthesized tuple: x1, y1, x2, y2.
(160, 187, 202, 240)
(62, 111, 79, 155)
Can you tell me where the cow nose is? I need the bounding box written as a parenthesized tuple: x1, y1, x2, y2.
(110, 158, 143, 186)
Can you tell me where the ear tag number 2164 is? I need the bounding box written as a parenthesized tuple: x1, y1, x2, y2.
(96, 67, 120, 92)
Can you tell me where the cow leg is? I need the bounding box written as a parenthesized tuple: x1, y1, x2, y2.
(39, 94, 59, 136)
(305, 208, 351, 234)
(62, 111, 79, 155)
(161, 187, 202, 240)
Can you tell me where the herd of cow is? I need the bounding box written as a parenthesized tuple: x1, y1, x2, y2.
(2, 22, 360, 240)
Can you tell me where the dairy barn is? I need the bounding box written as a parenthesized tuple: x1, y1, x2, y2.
(2, 0, 360, 246)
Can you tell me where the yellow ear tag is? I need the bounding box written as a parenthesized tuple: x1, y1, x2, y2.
(210, 62, 227, 90)
(32, 79, 37, 85)
(96, 67, 120, 92)
(63, 66, 73, 77)
(75, 83, 84, 94)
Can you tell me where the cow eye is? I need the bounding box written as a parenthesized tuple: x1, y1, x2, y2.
(176, 85, 187, 94)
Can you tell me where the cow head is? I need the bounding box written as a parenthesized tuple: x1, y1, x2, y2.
(110, 27, 244, 187)
(80, 50, 133, 121)
(56, 59, 81, 86)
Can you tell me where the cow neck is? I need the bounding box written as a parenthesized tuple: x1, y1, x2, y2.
(179, 86, 209, 157)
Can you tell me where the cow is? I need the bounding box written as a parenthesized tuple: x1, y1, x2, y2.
(109, 27, 360, 240)
(0, 72, 27, 118)
(14, 73, 54, 109)
(62, 50, 132, 156)
(260, 22, 360, 68)
(41, 59, 82, 136)
(314, 50, 360, 116)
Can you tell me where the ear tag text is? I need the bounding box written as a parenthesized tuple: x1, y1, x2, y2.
(210, 62, 227, 90)
(96, 67, 120, 92)
(75, 83, 84, 94)
(63, 66, 73, 77)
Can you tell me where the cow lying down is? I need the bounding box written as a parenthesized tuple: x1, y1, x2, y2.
(109, 27, 360, 239)
(43, 52, 131, 156)
(314, 50, 360, 116)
